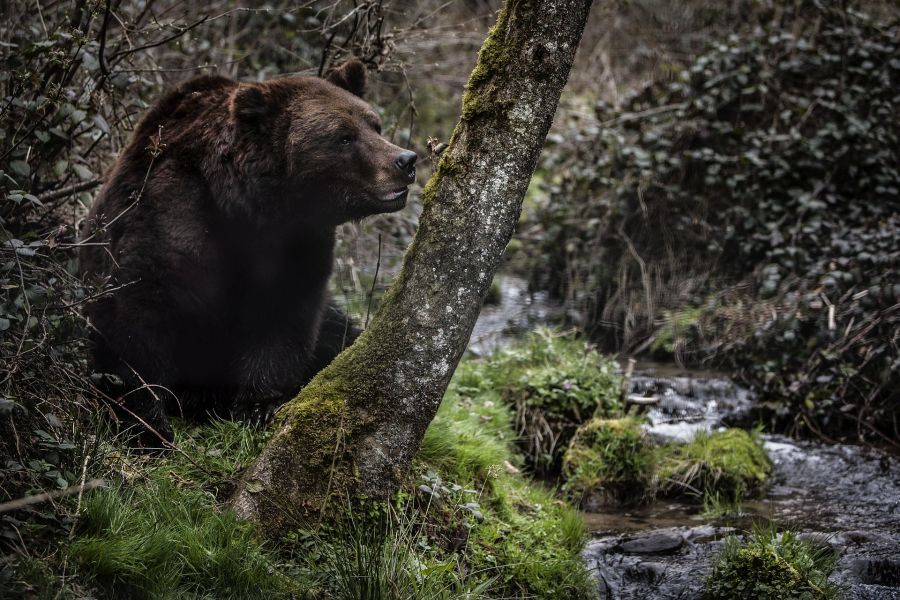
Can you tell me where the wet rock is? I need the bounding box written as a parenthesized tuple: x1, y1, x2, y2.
(849, 558, 900, 587)
(624, 561, 666, 584)
(584, 525, 730, 600)
(619, 532, 684, 554)
(628, 373, 756, 442)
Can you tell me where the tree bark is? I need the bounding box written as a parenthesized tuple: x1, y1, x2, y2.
(232, 0, 594, 536)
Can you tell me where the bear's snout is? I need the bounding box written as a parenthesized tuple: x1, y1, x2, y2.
(395, 150, 418, 182)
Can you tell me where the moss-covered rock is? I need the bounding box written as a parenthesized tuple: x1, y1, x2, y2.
(562, 417, 656, 509)
(659, 429, 772, 501)
(704, 528, 839, 599)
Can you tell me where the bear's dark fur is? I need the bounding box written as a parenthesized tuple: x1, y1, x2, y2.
(80, 61, 416, 444)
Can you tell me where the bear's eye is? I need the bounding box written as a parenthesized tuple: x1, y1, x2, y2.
(340, 135, 353, 146)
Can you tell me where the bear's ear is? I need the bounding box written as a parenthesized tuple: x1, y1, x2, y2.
(327, 59, 367, 98)
(231, 85, 270, 123)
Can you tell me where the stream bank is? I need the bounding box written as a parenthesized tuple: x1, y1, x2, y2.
(469, 275, 900, 599)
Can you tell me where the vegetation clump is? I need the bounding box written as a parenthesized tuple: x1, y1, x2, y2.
(659, 429, 772, 502)
(416, 356, 597, 599)
(561, 417, 656, 508)
(704, 526, 840, 599)
(454, 328, 622, 475)
(69, 480, 294, 600)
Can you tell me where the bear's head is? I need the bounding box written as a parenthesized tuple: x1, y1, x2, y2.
(230, 60, 417, 225)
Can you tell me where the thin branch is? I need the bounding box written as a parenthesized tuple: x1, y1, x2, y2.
(36, 178, 103, 204)
(0, 479, 107, 514)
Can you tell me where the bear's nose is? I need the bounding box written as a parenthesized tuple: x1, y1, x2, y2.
(395, 150, 417, 180)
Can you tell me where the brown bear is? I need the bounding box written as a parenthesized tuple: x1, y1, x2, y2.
(80, 60, 416, 445)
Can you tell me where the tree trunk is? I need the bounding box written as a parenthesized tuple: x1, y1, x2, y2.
(232, 0, 594, 536)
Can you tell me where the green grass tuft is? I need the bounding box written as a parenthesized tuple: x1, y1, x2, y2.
(659, 428, 772, 502)
(418, 352, 598, 599)
(299, 509, 494, 600)
(68, 479, 296, 600)
(455, 328, 622, 475)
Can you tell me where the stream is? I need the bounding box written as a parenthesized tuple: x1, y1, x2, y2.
(469, 275, 900, 600)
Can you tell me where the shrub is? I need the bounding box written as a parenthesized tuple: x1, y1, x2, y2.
(561, 417, 656, 508)
(704, 526, 839, 599)
(526, 1, 900, 443)
(658, 429, 772, 502)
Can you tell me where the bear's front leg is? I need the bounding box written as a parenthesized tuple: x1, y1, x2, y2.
(87, 294, 178, 447)
(230, 334, 317, 424)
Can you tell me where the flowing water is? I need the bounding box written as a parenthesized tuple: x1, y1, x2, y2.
(469, 276, 900, 600)
(585, 366, 900, 600)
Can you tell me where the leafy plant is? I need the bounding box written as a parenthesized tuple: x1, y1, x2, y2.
(704, 524, 840, 599)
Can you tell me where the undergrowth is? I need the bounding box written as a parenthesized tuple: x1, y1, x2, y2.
(525, 1, 900, 445)
(561, 417, 657, 508)
(418, 369, 596, 599)
(658, 428, 772, 502)
(69, 480, 294, 600)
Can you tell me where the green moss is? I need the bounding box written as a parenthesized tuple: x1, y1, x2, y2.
(483, 277, 503, 305)
(459, 4, 515, 123)
(257, 318, 405, 524)
(658, 429, 772, 501)
(704, 526, 840, 599)
(562, 417, 657, 507)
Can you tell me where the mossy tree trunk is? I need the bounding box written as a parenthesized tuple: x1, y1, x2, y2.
(232, 0, 594, 536)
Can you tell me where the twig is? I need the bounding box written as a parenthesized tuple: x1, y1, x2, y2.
(109, 15, 211, 61)
(36, 178, 103, 204)
(0, 479, 106, 514)
(364, 233, 382, 328)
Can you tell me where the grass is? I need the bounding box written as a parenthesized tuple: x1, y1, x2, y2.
(418, 365, 597, 599)
(704, 524, 840, 599)
(33, 333, 601, 600)
(295, 508, 495, 600)
(658, 428, 772, 503)
(68, 480, 296, 600)
(561, 417, 657, 508)
(9, 329, 778, 600)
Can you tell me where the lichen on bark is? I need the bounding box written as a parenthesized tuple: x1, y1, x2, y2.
(231, 0, 594, 538)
